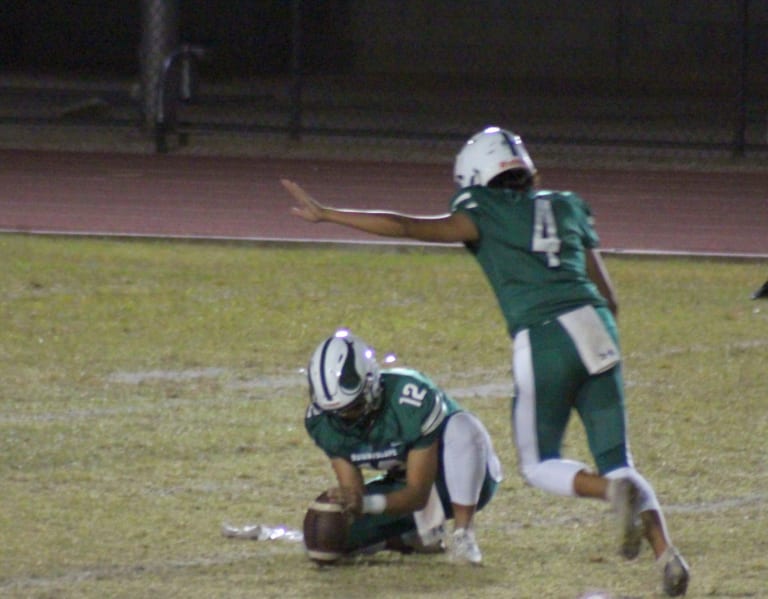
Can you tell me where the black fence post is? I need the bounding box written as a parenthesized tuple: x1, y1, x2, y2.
(733, 0, 750, 157)
(614, 0, 627, 96)
(289, 0, 304, 141)
(140, 0, 179, 131)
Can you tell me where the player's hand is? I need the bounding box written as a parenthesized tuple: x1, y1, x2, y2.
(326, 485, 362, 517)
(281, 179, 325, 222)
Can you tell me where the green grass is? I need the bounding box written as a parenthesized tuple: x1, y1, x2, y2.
(1, 233, 766, 598)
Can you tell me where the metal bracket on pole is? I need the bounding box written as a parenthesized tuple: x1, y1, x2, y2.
(155, 44, 206, 153)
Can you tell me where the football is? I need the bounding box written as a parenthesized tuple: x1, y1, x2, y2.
(302, 491, 352, 564)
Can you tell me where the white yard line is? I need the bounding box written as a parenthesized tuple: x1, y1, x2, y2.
(1, 337, 764, 423)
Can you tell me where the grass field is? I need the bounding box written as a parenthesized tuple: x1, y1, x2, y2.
(1, 233, 766, 598)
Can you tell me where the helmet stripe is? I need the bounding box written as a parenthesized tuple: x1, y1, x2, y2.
(318, 337, 334, 401)
(500, 130, 519, 156)
(340, 340, 362, 392)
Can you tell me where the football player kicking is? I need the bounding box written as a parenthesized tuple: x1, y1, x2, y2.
(282, 127, 690, 596)
(303, 329, 503, 564)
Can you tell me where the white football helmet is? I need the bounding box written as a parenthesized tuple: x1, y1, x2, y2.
(308, 330, 381, 415)
(453, 126, 536, 188)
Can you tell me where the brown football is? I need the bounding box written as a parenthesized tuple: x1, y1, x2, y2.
(302, 491, 352, 564)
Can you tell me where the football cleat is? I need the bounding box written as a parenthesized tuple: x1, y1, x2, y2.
(658, 546, 690, 596)
(609, 477, 643, 559)
(392, 530, 446, 555)
(751, 279, 768, 300)
(449, 528, 482, 565)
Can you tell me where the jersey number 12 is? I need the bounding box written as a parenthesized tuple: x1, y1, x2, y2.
(399, 383, 427, 408)
(532, 198, 562, 267)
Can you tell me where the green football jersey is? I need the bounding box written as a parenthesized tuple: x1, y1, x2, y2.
(450, 186, 607, 335)
(305, 368, 461, 471)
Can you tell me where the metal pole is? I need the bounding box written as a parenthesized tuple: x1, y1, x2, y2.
(615, 0, 626, 95)
(290, 0, 303, 140)
(139, 0, 179, 130)
(733, 0, 749, 157)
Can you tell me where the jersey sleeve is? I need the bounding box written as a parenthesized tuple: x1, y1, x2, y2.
(304, 403, 346, 459)
(386, 369, 450, 449)
(449, 187, 490, 251)
(450, 187, 484, 220)
(567, 192, 601, 249)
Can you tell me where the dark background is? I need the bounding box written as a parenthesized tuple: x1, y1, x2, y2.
(1, 1, 766, 155)
(3, 1, 765, 92)
(1, 1, 350, 78)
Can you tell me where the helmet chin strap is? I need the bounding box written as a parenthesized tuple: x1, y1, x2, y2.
(331, 385, 382, 432)
(330, 405, 377, 433)
(367, 372, 383, 409)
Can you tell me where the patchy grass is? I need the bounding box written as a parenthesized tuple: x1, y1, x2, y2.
(1, 234, 766, 598)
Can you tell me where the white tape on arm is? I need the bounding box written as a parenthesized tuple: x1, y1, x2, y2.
(362, 494, 387, 514)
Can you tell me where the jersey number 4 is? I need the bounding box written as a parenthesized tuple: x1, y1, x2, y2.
(532, 198, 562, 267)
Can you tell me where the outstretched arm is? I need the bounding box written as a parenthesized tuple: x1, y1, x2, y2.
(281, 179, 479, 244)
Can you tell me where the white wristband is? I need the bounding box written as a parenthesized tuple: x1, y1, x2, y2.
(362, 494, 386, 515)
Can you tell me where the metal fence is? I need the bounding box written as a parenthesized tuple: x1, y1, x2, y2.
(1, 1, 766, 158)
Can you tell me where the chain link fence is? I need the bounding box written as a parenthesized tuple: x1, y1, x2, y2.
(1, 1, 766, 160)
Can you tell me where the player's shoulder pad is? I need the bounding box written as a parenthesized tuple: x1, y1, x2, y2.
(305, 403, 328, 439)
(420, 390, 448, 436)
(382, 367, 437, 393)
(305, 401, 323, 420)
(383, 366, 426, 379)
(382, 368, 447, 434)
(450, 186, 483, 212)
(535, 189, 579, 200)
(537, 190, 590, 213)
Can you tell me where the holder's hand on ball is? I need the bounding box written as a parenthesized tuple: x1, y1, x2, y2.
(326, 486, 362, 518)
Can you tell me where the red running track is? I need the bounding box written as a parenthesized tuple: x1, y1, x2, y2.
(0, 149, 766, 257)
